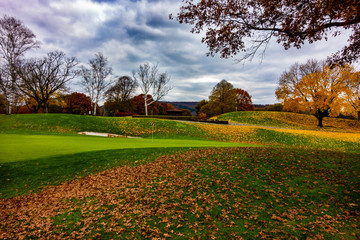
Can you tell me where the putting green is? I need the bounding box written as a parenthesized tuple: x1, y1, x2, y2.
(0, 134, 253, 163)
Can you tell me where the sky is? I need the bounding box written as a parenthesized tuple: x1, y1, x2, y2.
(0, 0, 354, 104)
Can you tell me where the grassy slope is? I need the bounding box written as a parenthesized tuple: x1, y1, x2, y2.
(217, 111, 360, 132)
(1, 113, 359, 238)
(0, 114, 250, 197)
(1, 113, 359, 153)
(0, 113, 204, 138)
(0, 148, 188, 198)
(1, 113, 359, 199)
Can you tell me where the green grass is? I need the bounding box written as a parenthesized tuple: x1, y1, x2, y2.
(0, 134, 248, 163)
(1, 113, 360, 238)
(0, 113, 205, 138)
(0, 148, 188, 198)
(2, 147, 359, 239)
(1, 113, 359, 154)
(0, 114, 256, 198)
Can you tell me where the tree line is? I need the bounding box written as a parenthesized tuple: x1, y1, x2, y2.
(0, 15, 171, 116)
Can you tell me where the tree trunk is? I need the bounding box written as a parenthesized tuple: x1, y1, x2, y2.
(93, 103, 97, 116)
(9, 100, 14, 115)
(315, 109, 329, 127)
(5, 99, 11, 115)
(317, 116, 323, 127)
(358, 111, 360, 121)
(144, 98, 148, 116)
(45, 102, 49, 113)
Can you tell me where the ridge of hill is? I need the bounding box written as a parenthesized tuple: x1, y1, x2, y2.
(218, 111, 360, 132)
(161, 102, 272, 115)
(161, 101, 198, 114)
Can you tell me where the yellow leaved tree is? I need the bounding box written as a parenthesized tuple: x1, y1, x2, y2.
(343, 70, 360, 120)
(276, 61, 358, 127)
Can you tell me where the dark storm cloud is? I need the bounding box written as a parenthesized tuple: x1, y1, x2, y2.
(126, 27, 162, 43)
(92, 0, 117, 3)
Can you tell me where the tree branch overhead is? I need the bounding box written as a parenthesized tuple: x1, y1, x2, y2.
(173, 0, 360, 63)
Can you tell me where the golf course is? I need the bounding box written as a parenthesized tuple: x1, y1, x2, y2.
(1, 112, 360, 239)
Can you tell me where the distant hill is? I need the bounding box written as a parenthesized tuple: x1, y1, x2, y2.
(161, 102, 272, 114)
(161, 102, 271, 115)
(161, 102, 198, 115)
(254, 104, 270, 109)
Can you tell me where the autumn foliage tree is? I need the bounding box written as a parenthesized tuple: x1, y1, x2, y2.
(18, 92, 66, 114)
(181, 109, 193, 116)
(132, 94, 159, 115)
(276, 59, 322, 113)
(234, 88, 254, 111)
(172, 0, 360, 64)
(343, 72, 360, 120)
(19, 94, 42, 113)
(199, 80, 237, 117)
(0, 94, 6, 114)
(276, 62, 358, 127)
(65, 92, 91, 115)
(156, 103, 175, 115)
(209, 80, 236, 114)
(195, 99, 208, 115)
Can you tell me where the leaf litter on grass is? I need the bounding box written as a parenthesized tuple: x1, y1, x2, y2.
(1, 147, 359, 239)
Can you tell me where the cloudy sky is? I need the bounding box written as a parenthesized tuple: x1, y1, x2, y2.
(0, 0, 352, 104)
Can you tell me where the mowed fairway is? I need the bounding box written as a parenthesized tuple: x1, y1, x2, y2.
(0, 134, 247, 163)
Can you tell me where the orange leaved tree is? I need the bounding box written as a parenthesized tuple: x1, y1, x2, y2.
(343, 70, 360, 120)
(234, 88, 254, 111)
(276, 62, 356, 127)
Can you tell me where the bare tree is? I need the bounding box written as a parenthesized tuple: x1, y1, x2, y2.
(0, 62, 13, 112)
(104, 76, 137, 114)
(106, 75, 137, 103)
(16, 51, 78, 113)
(81, 52, 112, 115)
(132, 63, 171, 116)
(0, 15, 39, 114)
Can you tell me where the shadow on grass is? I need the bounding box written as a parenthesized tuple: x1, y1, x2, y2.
(0, 147, 192, 199)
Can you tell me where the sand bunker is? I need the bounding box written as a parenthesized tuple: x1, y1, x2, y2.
(78, 132, 142, 138)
